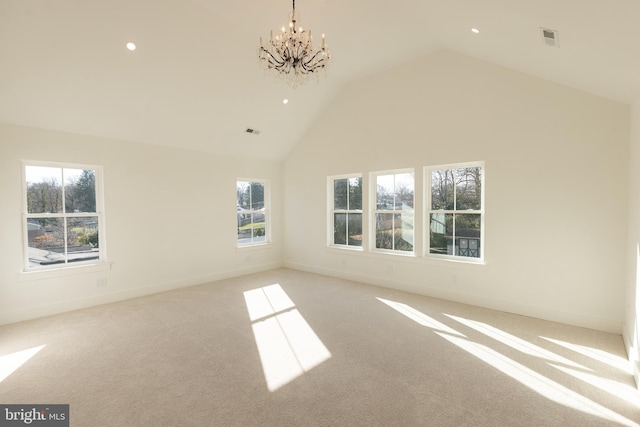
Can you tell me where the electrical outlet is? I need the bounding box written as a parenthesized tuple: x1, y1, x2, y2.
(96, 278, 107, 288)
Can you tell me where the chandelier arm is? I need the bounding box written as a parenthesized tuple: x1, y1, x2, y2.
(301, 51, 323, 68)
(260, 48, 287, 68)
(260, 47, 278, 63)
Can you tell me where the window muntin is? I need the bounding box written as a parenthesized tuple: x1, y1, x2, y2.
(373, 170, 414, 253)
(427, 164, 483, 260)
(23, 163, 104, 270)
(329, 175, 363, 248)
(237, 180, 269, 246)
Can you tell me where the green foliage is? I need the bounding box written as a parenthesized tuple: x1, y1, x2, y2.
(74, 228, 99, 247)
(238, 221, 265, 231)
(66, 169, 96, 213)
(86, 231, 99, 246)
(26, 179, 62, 213)
(26, 169, 96, 214)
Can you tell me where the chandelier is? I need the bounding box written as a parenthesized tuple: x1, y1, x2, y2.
(258, 0, 330, 87)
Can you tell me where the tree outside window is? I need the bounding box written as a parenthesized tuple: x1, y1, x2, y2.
(373, 170, 414, 253)
(24, 163, 104, 270)
(428, 164, 483, 260)
(330, 175, 362, 247)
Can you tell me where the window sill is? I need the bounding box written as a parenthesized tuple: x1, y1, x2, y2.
(19, 261, 112, 282)
(371, 249, 416, 258)
(327, 245, 363, 252)
(237, 242, 271, 251)
(425, 255, 485, 265)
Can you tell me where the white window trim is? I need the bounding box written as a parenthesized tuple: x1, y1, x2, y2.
(370, 168, 415, 256)
(21, 160, 108, 273)
(424, 161, 485, 264)
(327, 173, 364, 250)
(19, 262, 112, 282)
(236, 178, 271, 248)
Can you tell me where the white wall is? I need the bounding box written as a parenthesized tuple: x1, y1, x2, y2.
(625, 102, 640, 385)
(283, 50, 629, 333)
(0, 123, 282, 324)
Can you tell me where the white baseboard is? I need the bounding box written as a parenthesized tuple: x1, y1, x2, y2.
(284, 260, 624, 334)
(0, 262, 282, 326)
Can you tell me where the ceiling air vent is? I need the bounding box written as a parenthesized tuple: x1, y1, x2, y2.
(245, 128, 260, 135)
(540, 28, 559, 47)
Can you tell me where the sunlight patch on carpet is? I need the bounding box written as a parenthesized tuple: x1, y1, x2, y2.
(376, 298, 465, 337)
(244, 284, 331, 391)
(244, 284, 295, 322)
(550, 363, 640, 408)
(436, 332, 640, 427)
(446, 314, 589, 371)
(541, 336, 631, 374)
(0, 345, 46, 383)
(378, 298, 638, 426)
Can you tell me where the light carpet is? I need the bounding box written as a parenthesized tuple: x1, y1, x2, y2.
(1, 268, 639, 426)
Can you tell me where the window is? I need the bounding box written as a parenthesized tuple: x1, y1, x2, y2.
(22, 162, 105, 270)
(237, 180, 269, 246)
(427, 162, 484, 261)
(328, 175, 363, 248)
(372, 170, 414, 253)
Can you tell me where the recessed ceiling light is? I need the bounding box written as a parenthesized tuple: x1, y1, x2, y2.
(126, 42, 136, 51)
(471, 28, 480, 34)
(283, 99, 289, 104)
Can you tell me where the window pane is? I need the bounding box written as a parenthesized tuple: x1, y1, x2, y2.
(334, 213, 347, 245)
(251, 213, 266, 243)
(251, 182, 265, 210)
(27, 218, 66, 267)
(334, 179, 348, 210)
(237, 181, 249, 208)
(455, 167, 481, 210)
(238, 213, 251, 243)
(429, 213, 453, 255)
(395, 173, 414, 210)
(67, 217, 100, 262)
(64, 169, 96, 213)
(455, 214, 481, 258)
(375, 213, 393, 249)
(25, 166, 63, 214)
(237, 180, 268, 245)
(394, 212, 413, 252)
(377, 175, 394, 210)
(348, 177, 362, 210)
(431, 170, 454, 210)
(347, 213, 362, 246)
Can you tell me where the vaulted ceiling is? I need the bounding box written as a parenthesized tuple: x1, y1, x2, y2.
(1, 0, 638, 160)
